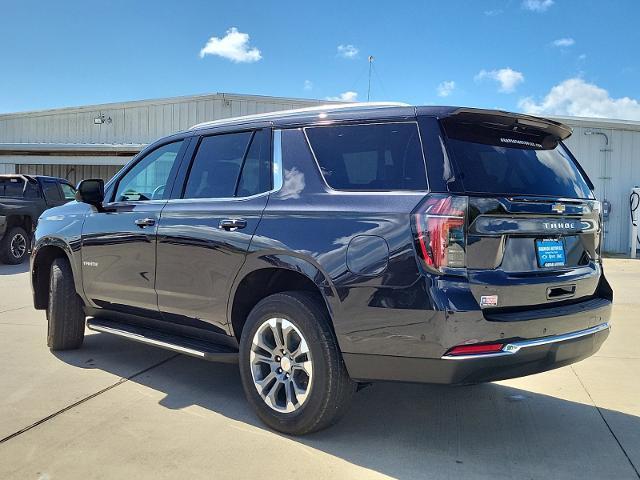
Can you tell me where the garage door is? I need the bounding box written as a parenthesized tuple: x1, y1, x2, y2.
(16, 164, 123, 186)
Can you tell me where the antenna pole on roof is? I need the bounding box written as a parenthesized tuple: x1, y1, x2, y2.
(367, 55, 374, 102)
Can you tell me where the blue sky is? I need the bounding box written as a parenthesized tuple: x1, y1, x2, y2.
(1, 0, 639, 119)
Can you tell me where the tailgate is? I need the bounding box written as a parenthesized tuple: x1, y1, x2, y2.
(466, 196, 602, 309)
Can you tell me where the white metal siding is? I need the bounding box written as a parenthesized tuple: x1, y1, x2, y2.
(560, 118, 640, 253)
(0, 94, 322, 145)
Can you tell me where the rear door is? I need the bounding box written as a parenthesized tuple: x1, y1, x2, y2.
(439, 111, 602, 311)
(155, 128, 272, 332)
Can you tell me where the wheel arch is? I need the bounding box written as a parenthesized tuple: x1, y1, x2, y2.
(31, 238, 81, 310)
(229, 258, 340, 344)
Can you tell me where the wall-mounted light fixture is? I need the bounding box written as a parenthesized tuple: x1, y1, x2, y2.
(93, 113, 112, 125)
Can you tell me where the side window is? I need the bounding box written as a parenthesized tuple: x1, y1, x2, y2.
(114, 140, 183, 202)
(24, 182, 40, 199)
(60, 183, 76, 200)
(305, 122, 427, 191)
(42, 180, 62, 202)
(1, 179, 24, 197)
(183, 132, 252, 199)
(236, 129, 271, 197)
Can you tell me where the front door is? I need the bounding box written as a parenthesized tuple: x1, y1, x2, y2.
(81, 139, 187, 316)
(155, 129, 272, 332)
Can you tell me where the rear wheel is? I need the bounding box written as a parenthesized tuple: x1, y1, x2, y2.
(239, 291, 356, 435)
(0, 226, 29, 264)
(47, 257, 85, 350)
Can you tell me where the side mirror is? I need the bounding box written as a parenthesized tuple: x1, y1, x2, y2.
(75, 179, 105, 209)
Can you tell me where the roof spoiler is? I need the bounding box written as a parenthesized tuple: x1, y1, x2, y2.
(440, 108, 572, 143)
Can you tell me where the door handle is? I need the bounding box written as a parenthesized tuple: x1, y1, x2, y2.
(219, 218, 247, 231)
(135, 217, 156, 227)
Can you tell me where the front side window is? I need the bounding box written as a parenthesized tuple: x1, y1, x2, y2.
(305, 122, 428, 191)
(183, 130, 271, 199)
(114, 140, 183, 202)
(60, 183, 76, 200)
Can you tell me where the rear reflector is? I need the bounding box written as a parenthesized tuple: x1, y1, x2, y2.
(445, 343, 504, 356)
(412, 194, 467, 273)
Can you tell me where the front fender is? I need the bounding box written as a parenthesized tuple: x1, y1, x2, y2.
(31, 204, 89, 308)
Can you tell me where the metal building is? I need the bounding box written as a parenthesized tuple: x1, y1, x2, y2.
(554, 116, 640, 255)
(0, 96, 638, 254)
(0, 93, 322, 185)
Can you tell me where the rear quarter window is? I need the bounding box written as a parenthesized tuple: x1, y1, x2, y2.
(305, 122, 428, 191)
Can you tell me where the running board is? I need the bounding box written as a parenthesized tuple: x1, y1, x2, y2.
(86, 318, 239, 363)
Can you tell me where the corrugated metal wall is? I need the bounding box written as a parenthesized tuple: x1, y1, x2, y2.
(0, 94, 322, 145)
(15, 164, 123, 186)
(560, 118, 640, 254)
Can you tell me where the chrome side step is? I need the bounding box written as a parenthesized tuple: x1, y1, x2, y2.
(86, 318, 238, 364)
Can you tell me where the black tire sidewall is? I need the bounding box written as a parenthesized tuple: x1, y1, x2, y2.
(2, 227, 28, 264)
(239, 293, 337, 434)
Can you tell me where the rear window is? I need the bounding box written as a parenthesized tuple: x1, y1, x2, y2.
(447, 139, 593, 199)
(305, 123, 427, 191)
(0, 178, 25, 197)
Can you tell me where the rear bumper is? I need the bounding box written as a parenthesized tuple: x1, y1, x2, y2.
(344, 322, 610, 384)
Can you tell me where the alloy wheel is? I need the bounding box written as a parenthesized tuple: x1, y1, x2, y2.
(249, 317, 313, 413)
(10, 233, 27, 259)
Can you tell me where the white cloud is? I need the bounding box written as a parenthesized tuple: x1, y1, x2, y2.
(578, 53, 587, 61)
(437, 80, 456, 97)
(475, 68, 525, 93)
(519, 78, 640, 120)
(199, 27, 262, 63)
(553, 37, 575, 47)
(522, 0, 554, 12)
(484, 9, 503, 16)
(337, 44, 359, 59)
(326, 91, 358, 102)
(303, 80, 313, 91)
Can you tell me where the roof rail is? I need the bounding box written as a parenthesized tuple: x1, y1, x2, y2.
(189, 102, 411, 130)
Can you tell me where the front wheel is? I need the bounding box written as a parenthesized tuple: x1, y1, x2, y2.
(239, 291, 356, 435)
(47, 257, 85, 350)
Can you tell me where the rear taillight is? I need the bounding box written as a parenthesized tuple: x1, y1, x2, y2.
(412, 194, 468, 273)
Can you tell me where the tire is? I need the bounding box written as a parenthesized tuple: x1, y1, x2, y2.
(239, 291, 356, 435)
(0, 226, 29, 264)
(47, 257, 85, 350)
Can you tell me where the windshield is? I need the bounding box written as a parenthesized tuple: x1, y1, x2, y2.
(447, 139, 594, 199)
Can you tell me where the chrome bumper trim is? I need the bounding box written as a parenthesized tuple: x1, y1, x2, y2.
(442, 322, 610, 360)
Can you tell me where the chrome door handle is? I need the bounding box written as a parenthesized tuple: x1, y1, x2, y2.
(219, 218, 247, 230)
(135, 217, 156, 227)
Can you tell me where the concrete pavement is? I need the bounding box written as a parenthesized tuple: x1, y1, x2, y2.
(0, 259, 638, 479)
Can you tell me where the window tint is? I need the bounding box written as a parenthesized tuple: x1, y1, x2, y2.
(115, 140, 183, 202)
(24, 182, 40, 199)
(42, 180, 62, 202)
(60, 183, 76, 200)
(446, 139, 593, 199)
(236, 129, 271, 197)
(183, 132, 252, 199)
(305, 123, 427, 191)
(0, 178, 24, 197)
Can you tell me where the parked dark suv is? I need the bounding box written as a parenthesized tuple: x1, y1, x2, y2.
(31, 104, 612, 434)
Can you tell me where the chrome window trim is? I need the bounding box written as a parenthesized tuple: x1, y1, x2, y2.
(441, 322, 610, 360)
(302, 121, 430, 194)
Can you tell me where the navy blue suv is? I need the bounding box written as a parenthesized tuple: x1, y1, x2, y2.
(30, 104, 612, 434)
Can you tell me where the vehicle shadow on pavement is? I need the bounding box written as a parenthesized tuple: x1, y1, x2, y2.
(0, 262, 29, 275)
(55, 332, 639, 480)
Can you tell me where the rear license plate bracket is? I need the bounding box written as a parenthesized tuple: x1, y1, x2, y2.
(535, 238, 566, 268)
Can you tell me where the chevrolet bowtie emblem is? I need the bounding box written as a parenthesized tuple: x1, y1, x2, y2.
(551, 203, 566, 214)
